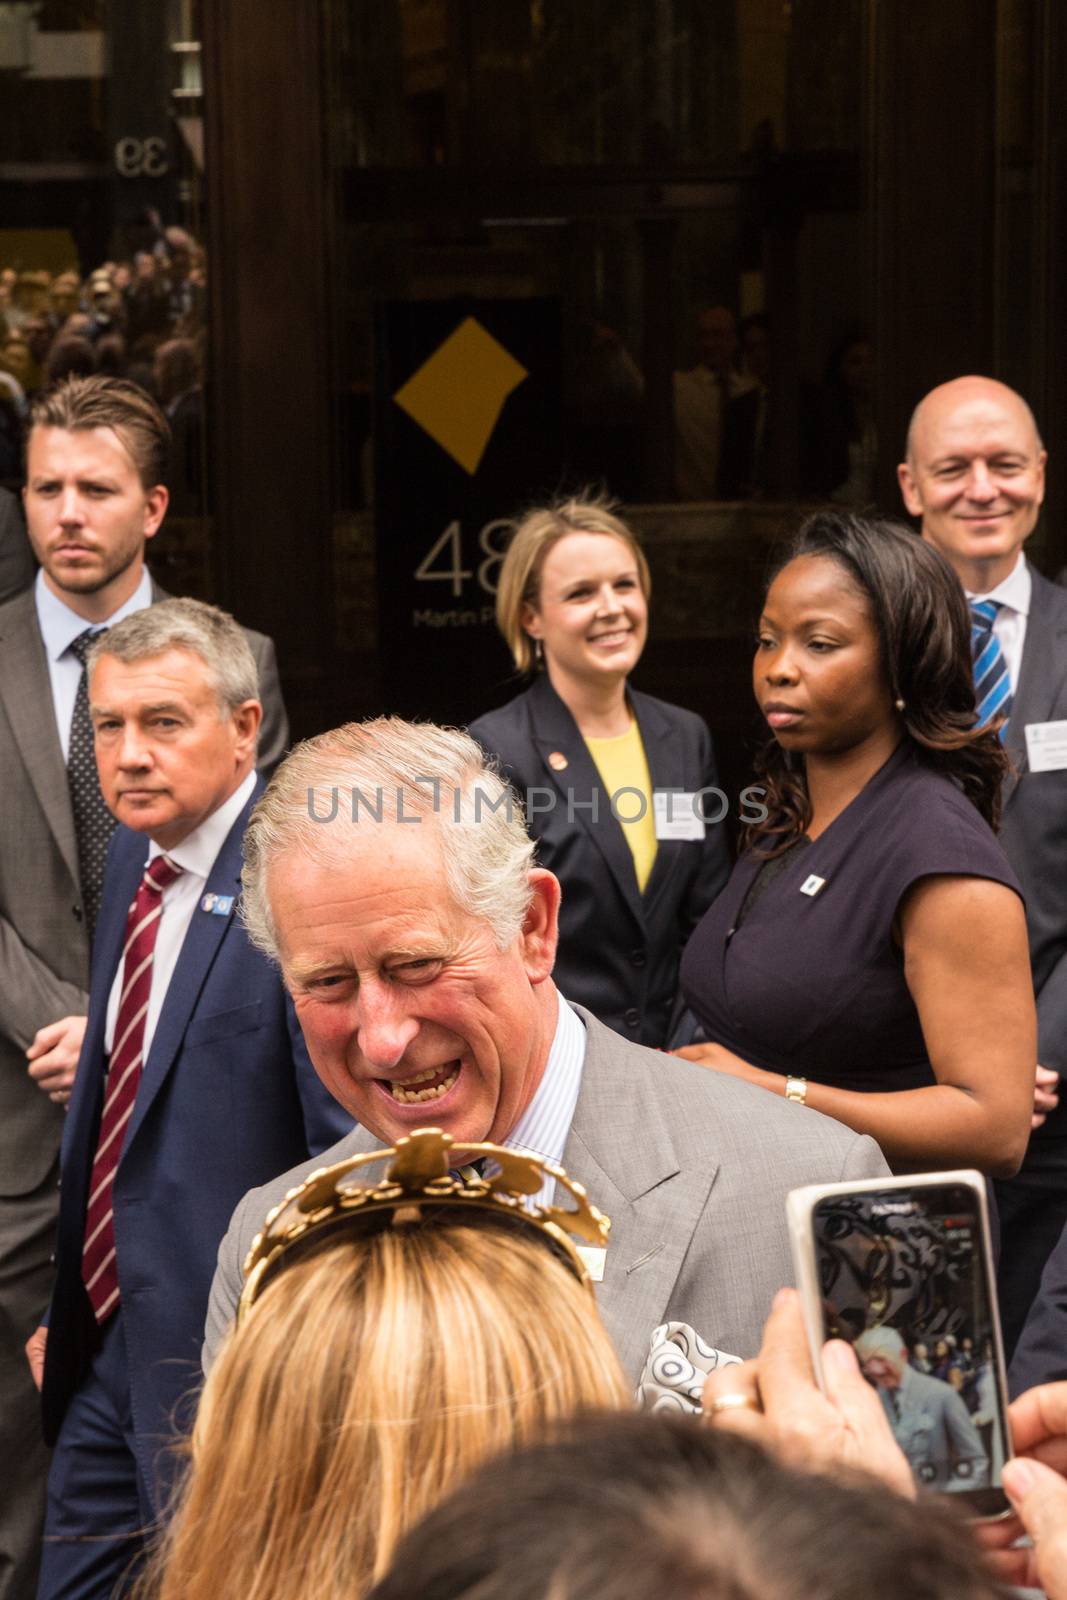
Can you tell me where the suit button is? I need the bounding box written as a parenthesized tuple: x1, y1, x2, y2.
(629, 949, 646, 968)
(624, 1007, 641, 1029)
(49, 1253, 56, 1265)
(72, 904, 83, 922)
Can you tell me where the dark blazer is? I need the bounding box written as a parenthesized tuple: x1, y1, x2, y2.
(40, 784, 350, 1502)
(998, 566, 1067, 1099)
(469, 677, 730, 1047)
(1009, 1235, 1067, 1395)
(0, 486, 34, 604)
(996, 567, 1067, 1376)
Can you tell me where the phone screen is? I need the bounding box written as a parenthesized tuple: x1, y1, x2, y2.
(810, 1180, 1009, 1515)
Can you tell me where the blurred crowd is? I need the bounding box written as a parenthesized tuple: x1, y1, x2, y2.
(0, 226, 205, 505)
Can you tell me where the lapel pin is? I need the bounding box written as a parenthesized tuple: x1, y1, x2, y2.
(799, 874, 826, 898)
(200, 893, 235, 916)
(548, 750, 568, 771)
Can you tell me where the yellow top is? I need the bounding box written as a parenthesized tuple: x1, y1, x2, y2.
(584, 719, 658, 894)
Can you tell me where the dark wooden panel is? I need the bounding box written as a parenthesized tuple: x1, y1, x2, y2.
(200, 0, 334, 733)
(870, 0, 998, 510)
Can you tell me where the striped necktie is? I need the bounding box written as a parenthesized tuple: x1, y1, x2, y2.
(81, 854, 183, 1324)
(970, 600, 1013, 735)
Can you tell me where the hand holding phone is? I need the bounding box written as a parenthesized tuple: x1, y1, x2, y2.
(787, 1170, 1013, 1519)
(703, 1287, 915, 1498)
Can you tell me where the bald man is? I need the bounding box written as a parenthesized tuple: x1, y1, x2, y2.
(899, 376, 1067, 1356)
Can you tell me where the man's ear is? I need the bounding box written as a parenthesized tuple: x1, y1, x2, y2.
(520, 868, 560, 984)
(142, 482, 169, 541)
(232, 698, 262, 765)
(897, 460, 923, 518)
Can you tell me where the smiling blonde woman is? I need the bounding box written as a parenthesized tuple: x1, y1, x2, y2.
(469, 496, 729, 1049)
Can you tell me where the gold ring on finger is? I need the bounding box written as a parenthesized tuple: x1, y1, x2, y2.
(708, 1393, 761, 1416)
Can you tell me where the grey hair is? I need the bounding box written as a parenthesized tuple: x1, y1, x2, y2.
(854, 1326, 908, 1369)
(86, 597, 259, 714)
(241, 717, 536, 962)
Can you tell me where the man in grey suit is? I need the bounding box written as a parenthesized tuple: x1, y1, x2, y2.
(203, 718, 888, 1382)
(899, 376, 1067, 1357)
(855, 1328, 988, 1491)
(0, 375, 288, 1600)
(0, 485, 34, 604)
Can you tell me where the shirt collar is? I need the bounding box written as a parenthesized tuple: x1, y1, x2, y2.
(505, 989, 586, 1172)
(148, 769, 256, 882)
(966, 550, 1031, 617)
(35, 565, 154, 662)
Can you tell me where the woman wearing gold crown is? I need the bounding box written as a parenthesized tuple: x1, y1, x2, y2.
(138, 1130, 630, 1600)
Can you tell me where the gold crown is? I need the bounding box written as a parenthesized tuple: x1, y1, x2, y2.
(237, 1127, 611, 1324)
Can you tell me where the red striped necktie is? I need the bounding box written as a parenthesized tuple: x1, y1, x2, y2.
(81, 854, 184, 1324)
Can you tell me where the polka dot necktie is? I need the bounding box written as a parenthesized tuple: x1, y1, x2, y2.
(67, 628, 116, 937)
(970, 600, 1013, 737)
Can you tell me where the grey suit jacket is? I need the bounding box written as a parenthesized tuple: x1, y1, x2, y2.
(999, 567, 1067, 1102)
(203, 1004, 888, 1380)
(0, 487, 34, 605)
(877, 1365, 988, 1492)
(0, 580, 289, 1196)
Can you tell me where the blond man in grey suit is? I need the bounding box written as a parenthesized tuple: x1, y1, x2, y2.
(0, 376, 288, 1600)
(204, 719, 888, 1383)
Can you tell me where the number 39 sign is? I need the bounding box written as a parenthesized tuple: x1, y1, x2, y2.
(374, 298, 561, 724)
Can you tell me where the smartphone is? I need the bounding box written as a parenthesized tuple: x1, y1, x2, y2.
(788, 1170, 1012, 1518)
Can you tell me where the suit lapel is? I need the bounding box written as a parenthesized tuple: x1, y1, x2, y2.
(562, 1008, 719, 1378)
(122, 786, 257, 1152)
(632, 689, 685, 911)
(0, 590, 80, 884)
(527, 676, 644, 926)
(1003, 567, 1067, 805)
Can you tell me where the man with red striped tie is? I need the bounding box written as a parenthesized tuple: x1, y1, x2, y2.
(25, 598, 349, 1600)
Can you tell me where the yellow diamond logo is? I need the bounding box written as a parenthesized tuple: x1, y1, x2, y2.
(392, 316, 529, 475)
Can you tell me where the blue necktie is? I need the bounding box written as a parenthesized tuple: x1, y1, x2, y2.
(970, 600, 1013, 735)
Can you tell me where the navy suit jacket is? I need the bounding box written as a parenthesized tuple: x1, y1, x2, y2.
(40, 780, 350, 1500)
(469, 677, 730, 1047)
(999, 567, 1067, 1105)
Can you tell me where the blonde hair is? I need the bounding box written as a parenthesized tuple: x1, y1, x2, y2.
(495, 497, 651, 675)
(145, 1215, 628, 1600)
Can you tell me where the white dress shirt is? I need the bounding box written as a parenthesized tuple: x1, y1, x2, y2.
(103, 770, 256, 1059)
(503, 989, 586, 1208)
(35, 567, 154, 759)
(967, 550, 1031, 693)
(673, 367, 756, 501)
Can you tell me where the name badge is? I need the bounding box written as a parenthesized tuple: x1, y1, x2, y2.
(799, 874, 826, 898)
(1024, 720, 1067, 773)
(576, 1245, 607, 1282)
(200, 893, 235, 916)
(653, 791, 706, 842)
